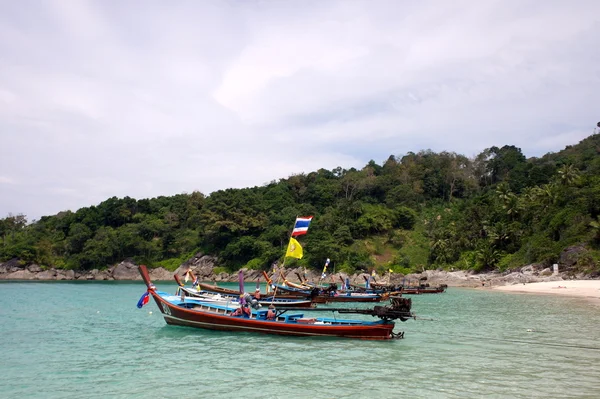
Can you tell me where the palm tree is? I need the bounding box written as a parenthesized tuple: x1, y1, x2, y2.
(475, 241, 501, 270)
(557, 164, 580, 186)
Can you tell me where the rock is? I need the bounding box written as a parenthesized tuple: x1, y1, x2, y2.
(56, 270, 70, 280)
(176, 254, 218, 279)
(28, 264, 43, 273)
(560, 245, 588, 270)
(521, 265, 535, 274)
(111, 260, 140, 280)
(149, 267, 171, 281)
(37, 270, 57, 280)
(5, 269, 36, 280)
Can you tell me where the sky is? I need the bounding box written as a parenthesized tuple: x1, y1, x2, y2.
(1, 0, 599, 222)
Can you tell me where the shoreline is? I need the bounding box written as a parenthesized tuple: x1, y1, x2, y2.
(491, 280, 600, 304)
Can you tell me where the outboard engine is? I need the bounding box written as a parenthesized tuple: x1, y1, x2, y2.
(242, 292, 261, 309)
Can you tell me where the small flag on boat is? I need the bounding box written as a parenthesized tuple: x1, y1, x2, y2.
(136, 292, 150, 308)
(321, 258, 330, 279)
(291, 216, 313, 237)
(285, 237, 303, 259)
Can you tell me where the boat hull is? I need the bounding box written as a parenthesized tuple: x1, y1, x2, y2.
(152, 293, 394, 339)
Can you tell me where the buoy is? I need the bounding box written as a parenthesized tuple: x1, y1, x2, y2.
(97, 311, 100, 314)
(527, 328, 534, 332)
(149, 311, 153, 314)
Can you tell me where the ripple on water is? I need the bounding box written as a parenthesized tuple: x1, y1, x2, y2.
(1, 282, 599, 399)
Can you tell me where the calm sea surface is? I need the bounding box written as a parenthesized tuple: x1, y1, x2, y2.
(0, 281, 599, 399)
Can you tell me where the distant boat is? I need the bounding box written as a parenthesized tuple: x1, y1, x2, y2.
(370, 282, 448, 294)
(265, 272, 388, 303)
(138, 265, 413, 340)
(194, 281, 329, 304)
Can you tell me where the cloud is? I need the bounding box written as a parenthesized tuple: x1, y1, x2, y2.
(0, 0, 599, 220)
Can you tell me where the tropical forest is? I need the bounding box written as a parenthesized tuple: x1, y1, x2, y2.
(2, 134, 600, 276)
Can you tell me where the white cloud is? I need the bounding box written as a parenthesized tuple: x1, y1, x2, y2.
(0, 0, 599, 220)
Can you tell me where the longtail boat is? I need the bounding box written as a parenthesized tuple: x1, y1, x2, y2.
(271, 281, 387, 303)
(400, 285, 447, 294)
(195, 281, 329, 304)
(264, 271, 386, 303)
(139, 265, 413, 340)
(370, 282, 448, 294)
(174, 274, 315, 308)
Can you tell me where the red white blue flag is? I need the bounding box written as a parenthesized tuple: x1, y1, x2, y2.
(137, 292, 150, 308)
(291, 216, 313, 237)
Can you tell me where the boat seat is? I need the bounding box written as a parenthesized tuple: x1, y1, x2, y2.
(284, 313, 304, 322)
(256, 310, 268, 320)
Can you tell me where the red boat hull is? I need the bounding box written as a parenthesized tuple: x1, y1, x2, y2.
(140, 266, 397, 340)
(151, 292, 395, 339)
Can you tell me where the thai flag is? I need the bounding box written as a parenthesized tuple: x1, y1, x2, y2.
(291, 216, 313, 237)
(137, 292, 150, 308)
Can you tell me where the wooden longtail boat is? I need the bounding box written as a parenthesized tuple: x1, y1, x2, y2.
(174, 275, 315, 308)
(370, 282, 448, 294)
(264, 272, 385, 303)
(139, 265, 413, 340)
(400, 285, 447, 294)
(196, 281, 329, 304)
(270, 282, 387, 303)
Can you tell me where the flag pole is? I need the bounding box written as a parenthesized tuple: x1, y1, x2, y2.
(271, 216, 300, 303)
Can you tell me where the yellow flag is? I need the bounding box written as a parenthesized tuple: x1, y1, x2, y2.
(286, 237, 303, 259)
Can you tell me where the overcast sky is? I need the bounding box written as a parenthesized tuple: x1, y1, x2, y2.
(1, 0, 599, 222)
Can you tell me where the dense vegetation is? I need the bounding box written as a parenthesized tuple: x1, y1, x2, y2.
(2, 134, 600, 275)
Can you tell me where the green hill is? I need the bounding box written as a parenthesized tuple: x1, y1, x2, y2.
(2, 134, 600, 276)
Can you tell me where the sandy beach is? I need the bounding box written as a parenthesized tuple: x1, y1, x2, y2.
(493, 280, 600, 303)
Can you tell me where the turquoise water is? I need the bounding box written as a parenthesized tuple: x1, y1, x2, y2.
(1, 281, 599, 399)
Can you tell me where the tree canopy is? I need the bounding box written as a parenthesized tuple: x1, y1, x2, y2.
(2, 134, 600, 275)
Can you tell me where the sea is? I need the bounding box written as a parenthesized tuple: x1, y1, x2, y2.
(0, 281, 599, 399)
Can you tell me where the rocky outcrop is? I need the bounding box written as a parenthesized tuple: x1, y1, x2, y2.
(1, 242, 598, 284)
(0, 258, 170, 281)
(112, 261, 141, 280)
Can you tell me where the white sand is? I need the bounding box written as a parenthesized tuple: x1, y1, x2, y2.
(493, 280, 600, 302)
